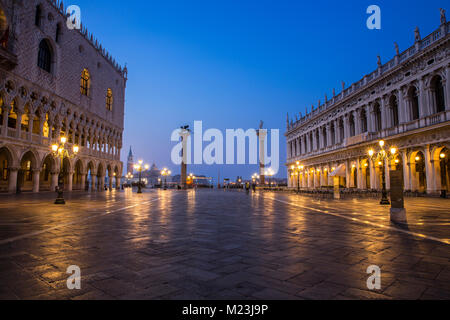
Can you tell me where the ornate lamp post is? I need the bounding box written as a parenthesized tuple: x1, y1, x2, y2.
(134, 160, 149, 194)
(368, 140, 398, 205)
(290, 162, 304, 193)
(161, 168, 171, 190)
(265, 168, 274, 189)
(51, 136, 79, 205)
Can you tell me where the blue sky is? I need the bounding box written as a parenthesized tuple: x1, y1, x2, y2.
(74, 0, 447, 181)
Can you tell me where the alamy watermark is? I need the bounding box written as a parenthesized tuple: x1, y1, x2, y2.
(170, 121, 280, 175)
(366, 265, 381, 290)
(66, 5, 81, 30)
(66, 265, 81, 290)
(366, 5, 381, 30)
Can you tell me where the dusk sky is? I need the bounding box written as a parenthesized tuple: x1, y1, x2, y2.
(74, 0, 447, 181)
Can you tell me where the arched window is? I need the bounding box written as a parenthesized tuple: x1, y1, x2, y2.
(35, 5, 42, 27)
(8, 100, 16, 128)
(390, 95, 399, 127)
(106, 88, 113, 111)
(408, 86, 420, 120)
(309, 133, 313, 152)
(374, 103, 382, 131)
(37, 39, 52, 72)
(361, 109, 368, 133)
(431, 76, 445, 113)
(349, 114, 355, 137)
(80, 69, 90, 96)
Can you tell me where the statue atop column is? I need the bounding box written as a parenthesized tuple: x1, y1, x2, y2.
(414, 27, 421, 42)
(394, 42, 399, 56)
(440, 8, 446, 25)
(377, 55, 382, 67)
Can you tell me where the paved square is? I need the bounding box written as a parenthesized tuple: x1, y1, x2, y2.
(0, 189, 449, 300)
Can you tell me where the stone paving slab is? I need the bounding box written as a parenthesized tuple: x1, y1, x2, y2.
(0, 189, 449, 300)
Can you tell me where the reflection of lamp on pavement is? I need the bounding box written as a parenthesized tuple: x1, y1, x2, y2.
(51, 136, 79, 205)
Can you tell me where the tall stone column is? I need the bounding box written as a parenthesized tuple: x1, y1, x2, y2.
(115, 176, 120, 189)
(32, 169, 40, 193)
(258, 129, 267, 185)
(399, 87, 408, 124)
(334, 120, 340, 144)
(8, 168, 18, 193)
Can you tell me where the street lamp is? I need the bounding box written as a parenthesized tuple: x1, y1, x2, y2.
(161, 168, 172, 190)
(290, 164, 304, 193)
(134, 160, 149, 194)
(368, 140, 397, 205)
(265, 168, 275, 189)
(51, 136, 79, 205)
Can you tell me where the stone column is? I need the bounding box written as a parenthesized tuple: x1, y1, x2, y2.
(380, 96, 388, 129)
(418, 78, 429, 117)
(369, 158, 376, 190)
(368, 103, 376, 133)
(109, 175, 113, 190)
(91, 175, 97, 191)
(115, 176, 120, 189)
(258, 129, 267, 185)
(67, 171, 73, 191)
(8, 167, 18, 193)
(345, 160, 351, 188)
(334, 119, 340, 144)
(399, 87, 408, 124)
(424, 145, 435, 194)
(27, 115, 34, 141)
(385, 158, 391, 190)
(50, 171, 59, 192)
(357, 159, 363, 189)
(80, 173, 86, 191)
(402, 150, 411, 191)
(354, 110, 361, 135)
(343, 114, 350, 141)
(15, 111, 23, 138)
(32, 169, 40, 193)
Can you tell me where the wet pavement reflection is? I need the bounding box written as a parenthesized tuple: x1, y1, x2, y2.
(0, 189, 449, 300)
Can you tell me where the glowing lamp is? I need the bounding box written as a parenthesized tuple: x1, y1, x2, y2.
(379, 140, 385, 148)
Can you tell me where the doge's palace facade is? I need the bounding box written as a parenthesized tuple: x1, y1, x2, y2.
(286, 11, 450, 196)
(0, 0, 126, 193)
